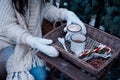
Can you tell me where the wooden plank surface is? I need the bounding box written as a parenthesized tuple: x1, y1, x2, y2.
(37, 52, 95, 80)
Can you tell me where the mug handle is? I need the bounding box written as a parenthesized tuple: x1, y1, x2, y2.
(65, 32, 71, 41)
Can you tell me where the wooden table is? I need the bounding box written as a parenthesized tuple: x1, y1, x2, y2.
(37, 52, 112, 80)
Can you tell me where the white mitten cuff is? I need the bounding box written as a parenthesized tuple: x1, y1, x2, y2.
(59, 8, 69, 20)
(25, 35, 53, 47)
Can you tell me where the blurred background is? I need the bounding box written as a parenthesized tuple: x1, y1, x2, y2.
(59, 0, 120, 80)
(60, 0, 120, 38)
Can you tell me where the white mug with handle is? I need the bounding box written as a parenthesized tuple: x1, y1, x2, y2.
(65, 23, 82, 41)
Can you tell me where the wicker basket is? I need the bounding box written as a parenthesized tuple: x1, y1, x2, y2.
(44, 23, 120, 75)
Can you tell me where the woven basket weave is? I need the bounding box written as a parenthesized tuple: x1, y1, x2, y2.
(44, 23, 120, 75)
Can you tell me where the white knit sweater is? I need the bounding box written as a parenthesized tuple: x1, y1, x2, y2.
(0, 0, 68, 80)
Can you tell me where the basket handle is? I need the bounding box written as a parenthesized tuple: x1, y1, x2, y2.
(53, 21, 64, 29)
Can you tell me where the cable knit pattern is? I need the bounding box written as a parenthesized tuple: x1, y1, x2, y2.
(0, 0, 30, 44)
(0, 0, 68, 80)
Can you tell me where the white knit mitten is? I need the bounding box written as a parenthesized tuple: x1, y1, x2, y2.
(25, 35, 59, 57)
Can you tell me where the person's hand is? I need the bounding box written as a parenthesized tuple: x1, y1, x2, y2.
(64, 11, 87, 34)
(25, 35, 59, 57)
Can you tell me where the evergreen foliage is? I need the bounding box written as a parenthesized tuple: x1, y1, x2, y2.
(60, 0, 120, 38)
(104, 0, 120, 38)
(60, 0, 92, 23)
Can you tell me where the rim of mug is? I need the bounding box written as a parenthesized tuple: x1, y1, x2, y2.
(67, 23, 82, 32)
(70, 33, 86, 43)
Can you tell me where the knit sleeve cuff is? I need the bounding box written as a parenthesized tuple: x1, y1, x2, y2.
(3, 23, 32, 44)
(43, 5, 68, 22)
